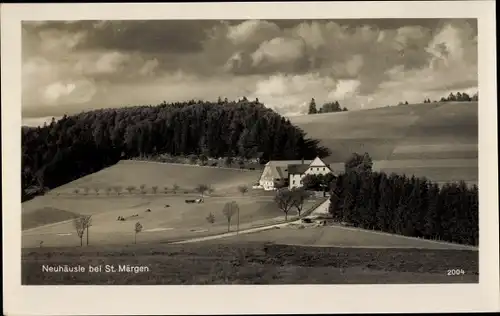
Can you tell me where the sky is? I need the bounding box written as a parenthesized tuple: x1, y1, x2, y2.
(22, 19, 478, 125)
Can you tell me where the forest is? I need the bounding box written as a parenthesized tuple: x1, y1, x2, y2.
(301, 153, 478, 246)
(328, 171, 478, 246)
(21, 99, 330, 201)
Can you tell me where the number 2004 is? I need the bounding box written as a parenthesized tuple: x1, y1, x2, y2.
(447, 269, 465, 276)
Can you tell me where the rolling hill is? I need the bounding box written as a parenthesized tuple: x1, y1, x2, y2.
(290, 102, 478, 185)
(21, 161, 265, 233)
(46, 160, 262, 195)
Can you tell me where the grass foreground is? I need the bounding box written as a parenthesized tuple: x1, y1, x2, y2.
(22, 242, 478, 285)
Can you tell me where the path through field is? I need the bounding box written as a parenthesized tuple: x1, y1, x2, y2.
(21, 194, 321, 248)
(174, 199, 476, 251)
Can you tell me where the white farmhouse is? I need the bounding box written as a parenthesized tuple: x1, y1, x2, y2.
(258, 159, 312, 191)
(289, 157, 334, 189)
(257, 157, 344, 191)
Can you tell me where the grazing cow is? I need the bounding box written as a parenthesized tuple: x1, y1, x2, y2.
(165, 204, 170, 208)
(185, 199, 196, 203)
(195, 198, 204, 204)
(145, 209, 151, 212)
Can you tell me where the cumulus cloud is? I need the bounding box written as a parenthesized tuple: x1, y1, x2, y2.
(248, 73, 360, 115)
(251, 37, 306, 66)
(227, 20, 281, 47)
(42, 79, 96, 105)
(22, 24, 162, 113)
(22, 19, 477, 119)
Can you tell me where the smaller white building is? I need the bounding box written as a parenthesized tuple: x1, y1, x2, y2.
(289, 157, 333, 189)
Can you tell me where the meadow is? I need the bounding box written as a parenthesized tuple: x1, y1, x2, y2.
(22, 160, 264, 230)
(22, 161, 323, 248)
(216, 225, 477, 250)
(48, 160, 262, 195)
(291, 102, 478, 184)
(21, 242, 478, 285)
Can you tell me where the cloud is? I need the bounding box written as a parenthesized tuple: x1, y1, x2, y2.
(251, 37, 306, 66)
(42, 79, 97, 105)
(249, 73, 360, 115)
(22, 25, 162, 111)
(22, 19, 478, 118)
(38, 29, 88, 55)
(328, 80, 361, 101)
(227, 20, 281, 47)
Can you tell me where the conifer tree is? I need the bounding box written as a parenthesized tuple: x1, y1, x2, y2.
(308, 98, 318, 114)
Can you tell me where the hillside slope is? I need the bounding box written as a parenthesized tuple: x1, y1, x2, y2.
(290, 102, 478, 184)
(21, 161, 264, 231)
(48, 160, 262, 195)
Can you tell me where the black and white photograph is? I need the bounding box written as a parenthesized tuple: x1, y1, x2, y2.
(2, 1, 499, 315)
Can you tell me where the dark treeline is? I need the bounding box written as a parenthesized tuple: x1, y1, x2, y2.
(308, 98, 348, 115)
(328, 172, 478, 246)
(423, 91, 479, 103)
(299, 153, 478, 246)
(22, 99, 330, 201)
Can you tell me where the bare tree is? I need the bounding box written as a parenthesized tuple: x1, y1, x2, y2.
(73, 188, 80, 195)
(206, 212, 215, 224)
(172, 184, 179, 194)
(126, 186, 136, 194)
(94, 187, 100, 195)
(222, 201, 238, 232)
(163, 186, 169, 194)
(195, 184, 211, 198)
(152, 186, 158, 194)
(275, 188, 295, 221)
(134, 222, 143, 244)
(106, 187, 113, 195)
(236, 185, 248, 231)
(81, 215, 92, 246)
(237, 185, 249, 196)
(140, 184, 146, 194)
(290, 188, 311, 217)
(73, 217, 85, 247)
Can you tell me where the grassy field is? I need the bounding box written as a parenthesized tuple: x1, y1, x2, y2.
(48, 160, 262, 195)
(21, 160, 329, 248)
(22, 207, 80, 230)
(22, 160, 264, 227)
(21, 243, 478, 285)
(215, 225, 476, 250)
(22, 194, 321, 248)
(290, 102, 478, 184)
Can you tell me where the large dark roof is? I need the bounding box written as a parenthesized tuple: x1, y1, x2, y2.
(287, 164, 309, 175)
